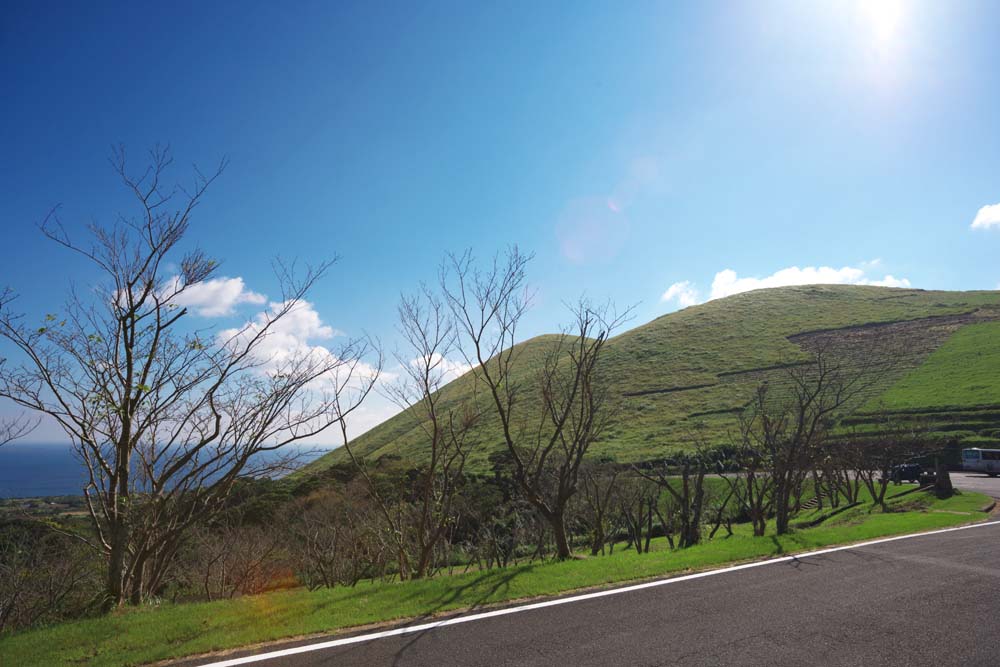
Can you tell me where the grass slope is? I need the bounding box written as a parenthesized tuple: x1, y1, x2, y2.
(850, 320, 1000, 449)
(303, 285, 1000, 474)
(879, 321, 1000, 410)
(1, 488, 991, 666)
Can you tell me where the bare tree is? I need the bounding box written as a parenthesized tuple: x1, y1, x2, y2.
(286, 487, 386, 589)
(0, 522, 100, 634)
(705, 482, 736, 539)
(579, 460, 621, 556)
(342, 286, 479, 580)
(182, 520, 288, 601)
(838, 412, 932, 511)
(636, 435, 721, 549)
(617, 475, 658, 553)
(442, 249, 629, 559)
(813, 450, 859, 508)
(0, 147, 378, 609)
(0, 296, 40, 449)
(740, 341, 898, 535)
(722, 419, 775, 537)
(0, 413, 37, 448)
(462, 455, 534, 570)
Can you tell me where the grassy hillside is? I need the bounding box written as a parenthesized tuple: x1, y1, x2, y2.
(303, 285, 1000, 474)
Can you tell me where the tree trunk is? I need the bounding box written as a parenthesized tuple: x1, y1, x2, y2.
(550, 511, 571, 559)
(590, 525, 604, 556)
(104, 520, 129, 611)
(774, 481, 792, 535)
(876, 479, 890, 512)
(643, 500, 653, 553)
(128, 554, 146, 605)
(775, 508, 789, 535)
(934, 461, 953, 497)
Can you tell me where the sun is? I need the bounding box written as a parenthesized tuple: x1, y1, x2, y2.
(859, 0, 905, 45)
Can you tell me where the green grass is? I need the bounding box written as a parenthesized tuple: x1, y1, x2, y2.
(299, 285, 1000, 475)
(2, 488, 992, 667)
(877, 321, 1000, 410)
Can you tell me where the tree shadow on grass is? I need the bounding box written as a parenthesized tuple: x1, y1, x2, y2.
(329, 565, 534, 666)
(394, 566, 534, 664)
(398, 564, 533, 621)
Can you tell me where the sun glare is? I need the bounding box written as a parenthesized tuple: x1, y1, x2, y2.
(860, 0, 904, 45)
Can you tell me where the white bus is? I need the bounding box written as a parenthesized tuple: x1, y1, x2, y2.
(961, 448, 1000, 477)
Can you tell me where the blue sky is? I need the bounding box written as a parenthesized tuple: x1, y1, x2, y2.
(2, 0, 999, 443)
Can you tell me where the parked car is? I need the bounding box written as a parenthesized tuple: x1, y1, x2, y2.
(918, 469, 938, 486)
(888, 463, 922, 484)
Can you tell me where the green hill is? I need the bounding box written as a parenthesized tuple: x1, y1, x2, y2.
(303, 285, 1000, 474)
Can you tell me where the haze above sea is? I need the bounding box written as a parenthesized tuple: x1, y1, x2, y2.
(0, 442, 330, 498)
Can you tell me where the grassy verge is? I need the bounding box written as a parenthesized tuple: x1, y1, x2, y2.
(1, 488, 992, 666)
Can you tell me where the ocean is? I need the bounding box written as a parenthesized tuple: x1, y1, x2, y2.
(0, 442, 330, 498)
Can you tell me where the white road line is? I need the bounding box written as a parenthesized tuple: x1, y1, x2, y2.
(197, 519, 1000, 667)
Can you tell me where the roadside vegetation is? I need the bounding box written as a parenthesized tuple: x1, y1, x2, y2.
(1, 486, 991, 667)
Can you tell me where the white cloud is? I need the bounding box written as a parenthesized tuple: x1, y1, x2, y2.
(335, 397, 405, 442)
(865, 274, 911, 288)
(662, 263, 912, 310)
(710, 265, 911, 300)
(660, 281, 701, 308)
(264, 299, 341, 341)
(218, 299, 345, 371)
(410, 352, 472, 383)
(217, 300, 378, 394)
(168, 276, 266, 317)
(971, 203, 1000, 230)
(237, 301, 397, 444)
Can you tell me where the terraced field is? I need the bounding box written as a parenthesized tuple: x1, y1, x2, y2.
(302, 285, 1000, 475)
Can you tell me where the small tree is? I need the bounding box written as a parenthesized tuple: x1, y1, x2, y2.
(816, 446, 860, 507)
(578, 459, 621, 556)
(461, 452, 534, 569)
(342, 286, 479, 580)
(286, 487, 387, 589)
(183, 520, 287, 601)
(617, 475, 658, 553)
(441, 249, 629, 559)
(636, 438, 719, 548)
(838, 413, 931, 511)
(705, 482, 736, 539)
(0, 521, 101, 634)
(722, 420, 774, 537)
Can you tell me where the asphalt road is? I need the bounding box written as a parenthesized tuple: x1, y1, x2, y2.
(189, 519, 1000, 667)
(951, 471, 1000, 499)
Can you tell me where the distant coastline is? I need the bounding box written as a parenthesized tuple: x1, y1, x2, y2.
(0, 442, 331, 499)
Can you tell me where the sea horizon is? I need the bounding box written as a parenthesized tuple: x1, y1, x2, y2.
(0, 441, 334, 499)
